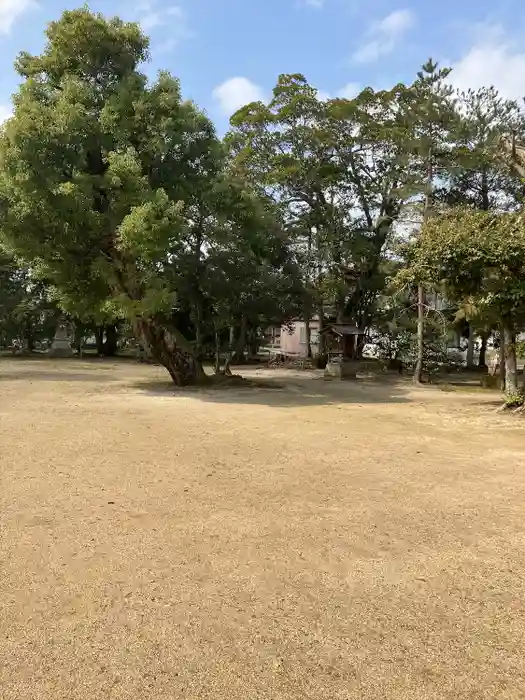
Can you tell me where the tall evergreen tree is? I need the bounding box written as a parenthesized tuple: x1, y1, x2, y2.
(0, 9, 222, 384)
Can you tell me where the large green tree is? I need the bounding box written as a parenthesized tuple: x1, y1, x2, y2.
(0, 9, 223, 385)
(228, 74, 425, 359)
(227, 74, 341, 358)
(436, 86, 524, 369)
(405, 207, 525, 405)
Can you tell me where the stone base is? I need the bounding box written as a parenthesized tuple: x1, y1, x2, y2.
(324, 359, 360, 379)
(50, 340, 73, 358)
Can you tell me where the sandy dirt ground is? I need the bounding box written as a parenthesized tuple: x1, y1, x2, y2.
(1, 358, 525, 700)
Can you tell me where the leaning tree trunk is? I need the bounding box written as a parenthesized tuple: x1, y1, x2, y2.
(135, 318, 205, 386)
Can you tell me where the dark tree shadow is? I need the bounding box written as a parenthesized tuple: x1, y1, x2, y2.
(0, 356, 119, 382)
(0, 369, 118, 382)
(0, 356, 411, 407)
(130, 374, 411, 408)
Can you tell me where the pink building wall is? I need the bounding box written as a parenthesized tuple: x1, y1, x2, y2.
(279, 320, 320, 357)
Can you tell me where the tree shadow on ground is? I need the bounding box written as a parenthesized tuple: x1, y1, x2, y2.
(0, 369, 118, 382)
(131, 374, 411, 408)
(0, 357, 118, 383)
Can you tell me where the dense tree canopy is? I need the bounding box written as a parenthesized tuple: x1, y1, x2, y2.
(1, 6, 525, 400)
(0, 9, 300, 383)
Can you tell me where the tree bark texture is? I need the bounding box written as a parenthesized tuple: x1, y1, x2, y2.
(466, 328, 475, 369)
(304, 317, 312, 358)
(478, 332, 488, 369)
(499, 334, 506, 392)
(95, 327, 104, 356)
(503, 326, 519, 400)
(414, 284, 425, 384)
(135, 318, 205, 386)
(414, 146, 433, 384)
(102, 324, 118, 357)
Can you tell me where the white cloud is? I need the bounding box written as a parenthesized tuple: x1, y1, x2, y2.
(140, 3, 183, 31)
(353, 8, 414, 63)
(213, 77, 265, 115)
(132, 2, 192, 47)
(0, 0, 37, 34)
(140, 11, 162, 31)
(338, 82, 360, 99)
(300, 0, 324, 8)
(449, 25, 525, 101)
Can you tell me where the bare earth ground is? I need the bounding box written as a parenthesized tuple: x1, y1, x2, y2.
(1, 359, 525, 700)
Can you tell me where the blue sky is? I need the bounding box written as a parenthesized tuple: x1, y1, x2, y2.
(1, 0, 525, 130)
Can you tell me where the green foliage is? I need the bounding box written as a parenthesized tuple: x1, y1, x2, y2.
(0, 249, 60, 349)
(2, 10, 525, 391)
(227, 72, 438, 333)
(1, 10, 218, 319)
(0, 9, 223, 381)
(505, 390, 525, 408)
(437, 86, 523, 212)
(515, 340, 525, 358)
(407, 208, 525, 324)
(0, 8, 304, 382)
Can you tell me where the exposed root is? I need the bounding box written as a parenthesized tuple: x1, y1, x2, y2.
(209, 372, 245, 385)
(496, 398, 525, 412)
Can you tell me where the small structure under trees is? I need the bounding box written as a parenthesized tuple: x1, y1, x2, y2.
(320, 324, 365, 361)
(322, 324, 366, 379)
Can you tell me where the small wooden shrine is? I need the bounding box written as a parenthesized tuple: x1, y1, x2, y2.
(320, 324, 366, 379)
(320, 324, 365, 360)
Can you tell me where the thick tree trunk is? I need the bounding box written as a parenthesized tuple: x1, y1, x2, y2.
(135, 318, 205, 386)
(503, 326, 519, 401)
(102, 324, 118, 357)
(355, 333, 366, 360)
(304, 317, 312, 358)
(95, 327, 104, 356)
(232, 316, 247, 364)
(414, 284, 425, 383)
(499, 334, 506, 392)
(466, 328, 476, 369)
(73, 324, 84, 356)
(213, 324, 240, 375)
(193, 300, 203, 361)
(26, 328, 35, 353)
(214, 331, 221, 374)
(316, 303, 326, 367)
(247, 328, 259, 360)
(223, 325, 236, 376)
(478, 332, 488, 369)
